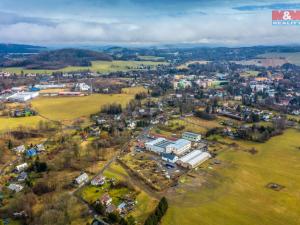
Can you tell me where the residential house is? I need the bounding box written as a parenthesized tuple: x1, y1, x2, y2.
(17, 172, 28, 182)
(91, 175, 106, 186)
(117, 202, 127, 213)
(106, 204, 117, 213)
(75, 173, 89, 185)
(15, 163, 28, 173)
(13, 145, 26, 154)
(26, 148, 37, 157)
(8, 183, 24, 193)
(100, 193, 112, 206)
(36, 144, 45, 152)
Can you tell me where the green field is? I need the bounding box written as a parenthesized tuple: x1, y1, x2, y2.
(259, 52, 300, 66)
(0, 88, 142, 132)
(240, 70, 260, 77)
(31, 93, 134, 121)
(163, 129, 300, 225)
(137, 56, 165, 61)
(0, 116, 45, 132)
(2, 60, 167, 74)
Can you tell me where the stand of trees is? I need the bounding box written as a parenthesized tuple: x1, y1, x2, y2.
(144, 197, 168, 225)
(101, 103, 122, 115)
(194, 110, 216, 120)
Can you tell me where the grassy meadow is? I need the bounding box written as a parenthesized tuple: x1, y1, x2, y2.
(162, 129, 300, 225)
(0, 116, 45, 132)
(31, 93, 133, 121)
(2, 60, 167, 75)
(0, 87, 144, 132)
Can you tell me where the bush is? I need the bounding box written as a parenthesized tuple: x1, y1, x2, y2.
(34, 161, 48, 173)
(32, 182, 55, 196)
(92, 201, 105, 215)
(135, 92, 147, 100)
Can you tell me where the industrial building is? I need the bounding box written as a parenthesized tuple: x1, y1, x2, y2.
(182, 132, 201, 142)
(145, 138, 191, 155)
(145, 138, 173, 153)
(7, 92, 39, 102)
(75, 83, 91, 91)
(161, 153, 178, 163)
(34, 84, 66, 89)
(177, 150, 211, 169)
(166, 139, 191, 155)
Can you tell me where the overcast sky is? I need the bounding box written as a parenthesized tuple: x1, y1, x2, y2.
(1, 0, 300, 46)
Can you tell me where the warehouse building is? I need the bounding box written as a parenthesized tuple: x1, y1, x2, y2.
(182, 132, 201, 142)
(145, 138, 173, 154)
(145, 138, 191, 155)
(166, 139, 191, 155)
(161, 153, 178, 163)
(7, 92, 39, 102)
(177, 150, 211, 169)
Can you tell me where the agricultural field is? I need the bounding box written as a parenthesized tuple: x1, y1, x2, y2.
(240, 70, 260, 77)
(121, 86, 147, 95)
(162, 129, 300, 225)
(153, 116, 223, 138)
(0, 87, 141, 132)
(31, 93, 135, 122)
(233, 58, 288, 67)
(2, 60, 167, 75)
(258, 52, 300, 66)
(0, 116, 45, 132)
(137, 55, 165, 61)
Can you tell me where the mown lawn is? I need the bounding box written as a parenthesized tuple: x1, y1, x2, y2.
(162, 129, 300, 225)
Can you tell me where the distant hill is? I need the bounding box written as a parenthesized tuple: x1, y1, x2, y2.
(0, 43, 45, 54)
(1, 48, 113, 69)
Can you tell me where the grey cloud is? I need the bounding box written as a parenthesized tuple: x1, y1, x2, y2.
(234, 3, 300, 11)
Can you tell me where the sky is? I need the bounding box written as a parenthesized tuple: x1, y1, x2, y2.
(1, 0, 300, 46)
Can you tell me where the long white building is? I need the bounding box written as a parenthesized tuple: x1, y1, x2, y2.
(7, 92, 39, 102)
(177, 150, 211, 169)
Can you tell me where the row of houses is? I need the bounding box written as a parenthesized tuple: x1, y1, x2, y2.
(13, 144, 45, 156)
